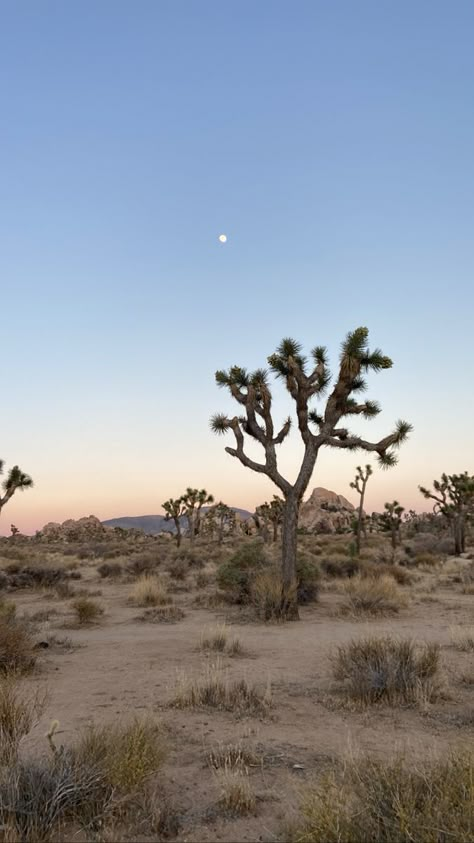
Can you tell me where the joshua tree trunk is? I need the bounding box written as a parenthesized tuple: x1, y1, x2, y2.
(281, 493, 300, 620)
(453, 516, 465, 555)
(176, 522, 182, 548)
(356, 497, 365, 555)
(273, 521, 278, 543)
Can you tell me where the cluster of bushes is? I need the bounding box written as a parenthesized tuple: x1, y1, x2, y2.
(216, 542, 320, 619)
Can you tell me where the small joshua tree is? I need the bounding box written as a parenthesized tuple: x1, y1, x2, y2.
(268, 495, 284, 542)
(350, 464, 373, 555)
(380, 500, 405, 551)
(255, 502, 271, 543)
(213, 502, 236, 544)
(162, 497, 186, 547)
(0, 462, 33, 519)
(181, 488, 214, 544)
(419, 472, 474, 555)
(211, 327, 412, 618)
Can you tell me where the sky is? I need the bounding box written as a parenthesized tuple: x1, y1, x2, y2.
(1, 0, 473, 535)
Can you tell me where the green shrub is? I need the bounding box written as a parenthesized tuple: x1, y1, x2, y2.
(217, 542, 269, 603)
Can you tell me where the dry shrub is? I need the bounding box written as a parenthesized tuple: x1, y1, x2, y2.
(71, 597, 104, 625)
(361, 562, 412, 585)
(0, 678, 46, 764)
(413, 551, 441, 567)
(97, 562, 123, 579)
(209, 741, 261, 771)
(166, 558, 188, 580)
(339, 575, 407, 617)
(290, 750, 474, 843)
(0, 599, 16, 622)
(450, 625, 474, 652)
(72, 717, 166, 792)
(138, 606, 185, 624)
(0, 617, 36, 675)
(128, 575, 171, 608)
(332, 635, 441, 706)
(126, 552, 160, 578)
(321, 556, 360, 579)
(172, 661, 271, 715)
(200, 624, 244, 656)
(214, 755, 256, 815)
(195, 571, 210, 589)
(250, 568, 289, 620)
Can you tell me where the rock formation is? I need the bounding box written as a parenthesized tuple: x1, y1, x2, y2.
(299, 487, 356, 534)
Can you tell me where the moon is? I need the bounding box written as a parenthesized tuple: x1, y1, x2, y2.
(218, 234, 227, 243)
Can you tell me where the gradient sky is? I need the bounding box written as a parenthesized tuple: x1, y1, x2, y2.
(1, 0, 473, 535)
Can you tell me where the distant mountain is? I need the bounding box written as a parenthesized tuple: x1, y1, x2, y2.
(102, 508, 253, 536)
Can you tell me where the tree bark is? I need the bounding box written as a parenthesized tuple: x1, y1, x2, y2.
(273, 521, 278, 543)
(281, 494, 300, 619)
(453, 516, 465, 555)
(175, 520, 182, 548)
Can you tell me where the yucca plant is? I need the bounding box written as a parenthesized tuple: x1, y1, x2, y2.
(350, 465, 372, 555)
(211, 327, 412, 619)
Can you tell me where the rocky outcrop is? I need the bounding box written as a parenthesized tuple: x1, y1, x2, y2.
(36, 515, 111, 542)
(299, 487, 356, 534)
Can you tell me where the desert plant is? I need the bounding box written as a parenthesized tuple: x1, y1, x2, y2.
(379, 501, 405, 550)
(450, 625, 474, 652)
(419, 472, 474, 556)
(172, 661, 271, 715)
(71, 597, 104, 625)
(0, 461, 33, 519)
(138, 605, 185, 623)
(0, 617, 36, 674)
(129, 575, 171, 607)
(181, 488, 215, 543)
(71, 717, 166, 792)
(214, 756, 256, 815)
(290, 750, 474, 843)
(211, 328, 412, 618)
(339, 574, 406, 616)
(217, 541, 269, 602)
(350, 464, 373, 555)
(0, 678, 45, 764)
(97, 561, 123, 578)
(200, 623, 244, 655)
(332, 635, 441, 705)
(162, 497, 186, 547)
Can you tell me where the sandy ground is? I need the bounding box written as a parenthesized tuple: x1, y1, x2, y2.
(8, 555, 473, 843)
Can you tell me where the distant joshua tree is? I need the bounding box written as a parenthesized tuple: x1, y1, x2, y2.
(254, 503, 271, 543)
(211, 327, 412, 618)
(350, 464, 373, 555)
(162, 498, 186, 547)
(419, 472, 474, 555)
(210, 502, 236, 544)
(10, 524, 20, 537)
(181, 488, 214, 544)
(380, 501, 405, 550)
(0, 462, 33, 519)
(256, 496, 284, 543)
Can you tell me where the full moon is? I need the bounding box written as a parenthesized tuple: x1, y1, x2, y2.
(218, 234, 227, 243)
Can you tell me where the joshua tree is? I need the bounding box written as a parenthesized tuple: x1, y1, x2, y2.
(349, 464, 373, 555)
(213, 501, 236, 544)
(419, 473, 474, 555)
(255, 502, 271, 543)
(211, 327, 412, 618)
(380, 501, 405, 551)
(162, 497, 186, 547)
(0, 462, 33, 519)
(10, 524, 20, 537)
(180, 488, 214, 544)
(268, 495, 284, 542)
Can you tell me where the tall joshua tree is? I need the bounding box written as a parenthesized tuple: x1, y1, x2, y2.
(0, 462, 33, 518)
(350, 464, 373, 555)
(211, 327, 412, 618)
(419, 473, 474, 555)
(162, 498, 186, 548)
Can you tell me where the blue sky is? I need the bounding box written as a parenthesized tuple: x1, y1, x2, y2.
(1, 1, 473, 533)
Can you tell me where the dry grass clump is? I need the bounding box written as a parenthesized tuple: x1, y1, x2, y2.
(361, 561, 413, 585)
(172, 661, 271, 715)
(71, 596, 104, 625)
(71, 717, 166, 792)
(290, 750, 474, 843)
(413, 551, 441, 567)
(0, 678, 46, 764)
(332, 635, 441, 706)
(138, 605, 185, 623)
(166, 558, 189, 580)
(0, 616, 37, 675)
(208, 741, 261, 771)
(0, 598, 16, 622)
(250, 568, 289, 620)
(450, 625, 474, 652)
(125, 551, 161, 578)
(339, 574, 407, 617)
(214, 756, 256, 815)
(200, 623, 245, 656)
(128, 575, 171, 608)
